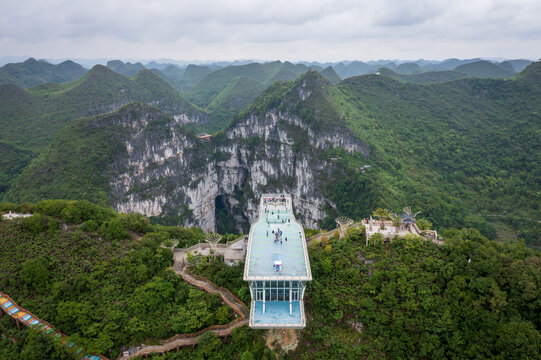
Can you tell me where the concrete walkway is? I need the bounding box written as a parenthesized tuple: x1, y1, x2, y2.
(306, 222, 362, 246)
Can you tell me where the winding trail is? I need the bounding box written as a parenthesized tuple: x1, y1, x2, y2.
(117, 261, 249, 359)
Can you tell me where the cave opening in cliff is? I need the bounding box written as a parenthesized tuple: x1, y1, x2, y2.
(215, 195, 238, 234)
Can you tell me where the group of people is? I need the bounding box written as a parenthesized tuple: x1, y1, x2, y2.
(264, 196, 286, 204)
(264, 207, 292, 225)
(267, 227, 287, 245)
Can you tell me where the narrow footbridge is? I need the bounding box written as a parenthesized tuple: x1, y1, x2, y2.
(0, 291, 107, 360)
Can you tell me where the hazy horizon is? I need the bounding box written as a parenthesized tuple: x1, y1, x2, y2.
(0, 55, 536, 69)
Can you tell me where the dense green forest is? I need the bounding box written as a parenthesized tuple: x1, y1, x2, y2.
(0, 200, 231, 358)
(1, 201, 540, 359)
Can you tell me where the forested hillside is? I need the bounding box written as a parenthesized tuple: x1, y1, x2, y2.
(232, 65, 540, 244)
(0, 200, 235, 358)
(333, 63, 541, 244)
(1, 202, 539, 359)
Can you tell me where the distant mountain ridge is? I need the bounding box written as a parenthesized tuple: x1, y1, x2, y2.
(0, 58, 87, 87)
(1, 58, 539, 244)
(454, 60, 516, 79)
(106, 60, 146, 77)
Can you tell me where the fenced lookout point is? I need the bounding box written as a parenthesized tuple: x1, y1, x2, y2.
(243, 194, 312, 329)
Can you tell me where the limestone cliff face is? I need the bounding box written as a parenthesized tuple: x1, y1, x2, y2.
(107, 76, 368, 232)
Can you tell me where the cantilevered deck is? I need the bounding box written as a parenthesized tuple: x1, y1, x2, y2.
(244, 194, 312, 329)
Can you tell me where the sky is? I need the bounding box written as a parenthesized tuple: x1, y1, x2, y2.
(1, 0, 540, 62)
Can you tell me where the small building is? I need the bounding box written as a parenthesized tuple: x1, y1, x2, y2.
(198, 133, 212, 140)
(359, 165, 371, 173)
(363, 214, 440, 244)
(1, 211, 33, 220)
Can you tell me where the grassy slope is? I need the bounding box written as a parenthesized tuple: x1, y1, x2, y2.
(378, 67, 471, 84)
(206, 76, 267, 130)
(175, 64, 213, 92)
(319, 66, 342, 84)
(186, 61, 310, 108)
(186, 62, 274, 107)
(395, 62, 423, 74)
(106, 60, 146, 77)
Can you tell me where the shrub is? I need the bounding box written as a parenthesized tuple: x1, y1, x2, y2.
(0, 201, 23, 213)
(61, 204, 82, 224)
(80, 219, 98, 232)
(417, 218, 433, 230)
(47, 218, 59, 233)
(21, 257, 50, 292)
(119, 213, 152, 233)
(21, 214, 46, 234)
(101, 218, 130, 241)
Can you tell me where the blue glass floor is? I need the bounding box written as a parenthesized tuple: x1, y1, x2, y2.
(248, 206, 307, 277)
(252, 301, 302, 325)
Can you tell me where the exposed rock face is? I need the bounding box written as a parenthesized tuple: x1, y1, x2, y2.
(265, 329, 299, 353)
(107, 95, 367, 232)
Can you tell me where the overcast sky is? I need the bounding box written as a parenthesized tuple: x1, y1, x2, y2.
(1, 0, 539, 62)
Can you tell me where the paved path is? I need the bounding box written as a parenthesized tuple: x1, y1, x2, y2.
(117, 261, 249, 359)
(306, 222, 362, 246)
(0, 291, 107, 360)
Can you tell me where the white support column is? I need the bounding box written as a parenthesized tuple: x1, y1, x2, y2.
(263, 287, 266, 314)
(289, 281, 292, 315)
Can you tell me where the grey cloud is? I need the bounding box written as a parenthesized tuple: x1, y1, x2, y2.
(0, 0, 539, 60)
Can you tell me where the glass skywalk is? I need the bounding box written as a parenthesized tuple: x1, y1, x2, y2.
(244, 194, 312, 329)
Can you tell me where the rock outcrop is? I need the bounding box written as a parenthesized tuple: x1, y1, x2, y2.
(108, 89, 367, 232)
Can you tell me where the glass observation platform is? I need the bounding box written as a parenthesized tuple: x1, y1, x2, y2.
(244, 194, 312, 329)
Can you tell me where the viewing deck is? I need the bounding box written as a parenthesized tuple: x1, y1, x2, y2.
(244, 194, 311, 329)
(244, 195, 311, 281)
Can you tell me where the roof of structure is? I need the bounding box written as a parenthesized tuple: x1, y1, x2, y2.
(244, 195, 311, 281)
